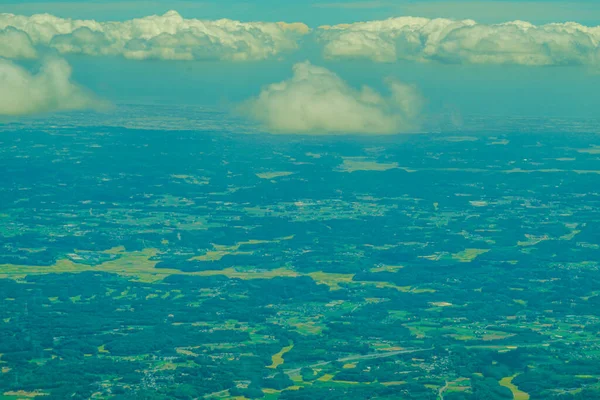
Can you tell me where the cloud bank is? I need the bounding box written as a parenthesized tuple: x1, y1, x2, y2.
(1, 11, 598, 67)
(0, 11, 309, 61)
(318, 18, 600, 66)
(0, 58, 106, 116)
(241, 61, 423, 135)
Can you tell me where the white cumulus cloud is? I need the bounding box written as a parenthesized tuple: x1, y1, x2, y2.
(0, 11, 309, 61)
(0, 58, 107, 116)
(318, 18, 600, 66)
(0, 27, 37, 59)
(241, 61, 423, 135)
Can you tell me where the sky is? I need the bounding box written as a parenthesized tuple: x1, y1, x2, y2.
(1, 0, 600, 134)
(2, 0, 600, 25)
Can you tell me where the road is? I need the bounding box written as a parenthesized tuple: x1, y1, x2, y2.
(285, 347, 434, 378)
(438, 380, 449, 400)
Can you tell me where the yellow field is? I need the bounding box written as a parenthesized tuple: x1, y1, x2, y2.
(189, 249, 253, 262)
(499, 375, 530, 400)
(430, 302, 453, 307)
(482, 333, 516, 341)
(517, 235, 549, 247)
(290, 321, 323, 335)
(447, 334, 476, 341)
(256, 171, 294, 180)
(2, 391, 48, 398)
(317, 374, 334, 382)
(307, 272, 354, 290)
(189, 238, 292, 262)
(0, 248, 298, 283)
(267, 344, 294, 369)
(369, 265, 404, 273)
(578, 146, 600, 154)
(307, 271, 435, 293)
(337, 158, 399, 173)
(0, 246, 437, 300)
(451, 249, 490, 262)
(170, 174, 210, 185)
(176, 348, 200, 357)
(0, 248, 161, 282)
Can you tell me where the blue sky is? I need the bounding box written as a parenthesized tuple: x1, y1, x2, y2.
(2, 0, 600, 25)
(65, 55, 600, 119)
(1, 0, 600, 131)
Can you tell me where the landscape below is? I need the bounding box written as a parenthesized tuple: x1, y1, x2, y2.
(1, 120, 599, 399)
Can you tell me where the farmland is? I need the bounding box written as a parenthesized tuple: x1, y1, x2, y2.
(1, 124, 600, 399)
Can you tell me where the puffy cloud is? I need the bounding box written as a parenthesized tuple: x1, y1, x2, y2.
(0, 11, 309, 61)
(241, 61, 423, 135)
(0, 58, 107, 116)
(3, 11, 597, 67)
(0, 27, 37, 59)
(318, 18, 600, 66)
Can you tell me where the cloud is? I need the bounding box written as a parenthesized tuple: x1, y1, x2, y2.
(240, 61, 423, 135)
(0, 11, 309, 61)
(0, 27, 37, 59)
(2, 10, 598, 67)
(0, 58, 107, 116)
(318, 18, 600, 66)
